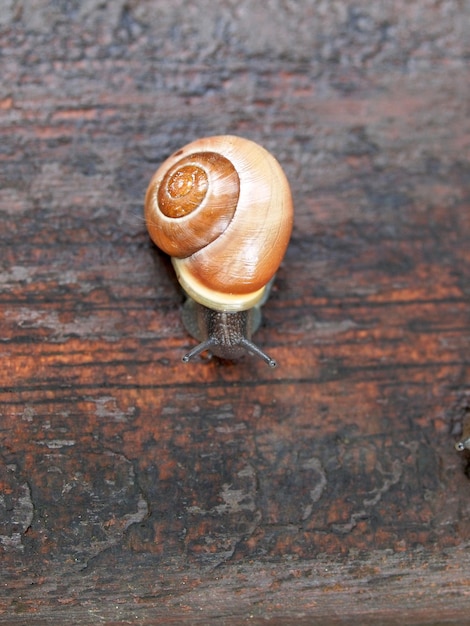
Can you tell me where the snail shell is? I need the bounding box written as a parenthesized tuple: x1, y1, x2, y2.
(144, 135, 293, 312)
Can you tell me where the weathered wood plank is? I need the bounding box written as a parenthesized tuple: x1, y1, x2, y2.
(1, 0, 469, 622)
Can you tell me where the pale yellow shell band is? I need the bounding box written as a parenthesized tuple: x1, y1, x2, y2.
(172, 258, 267, 312)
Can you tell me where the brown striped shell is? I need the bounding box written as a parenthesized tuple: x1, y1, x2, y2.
(144, 135, 293, 311)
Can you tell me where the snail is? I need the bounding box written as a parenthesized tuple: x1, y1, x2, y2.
(144, 135, 293, 366)
(455, 414, 470, 452)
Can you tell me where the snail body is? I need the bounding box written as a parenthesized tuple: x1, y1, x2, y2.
(181, 296, 275, 366)
(144, 135, 293, 365)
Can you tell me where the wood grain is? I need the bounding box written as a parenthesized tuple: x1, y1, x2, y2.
(1, 1, 469, 623)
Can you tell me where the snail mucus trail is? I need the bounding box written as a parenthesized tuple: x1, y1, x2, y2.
(144, 135, 294, 366)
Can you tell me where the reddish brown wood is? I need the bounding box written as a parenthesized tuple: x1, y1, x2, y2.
(1, 2, 470, 623)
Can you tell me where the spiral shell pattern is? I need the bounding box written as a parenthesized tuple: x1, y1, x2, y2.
(145, 151, 240, 258)
(144, 135, 293, 310)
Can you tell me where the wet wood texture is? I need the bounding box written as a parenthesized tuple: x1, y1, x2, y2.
(1, 1, 470, 624)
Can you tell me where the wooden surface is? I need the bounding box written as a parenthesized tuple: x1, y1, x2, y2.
(1, 1, 470, 623)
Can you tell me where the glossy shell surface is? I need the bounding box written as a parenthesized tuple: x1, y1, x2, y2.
(144, 135, 293, 310)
